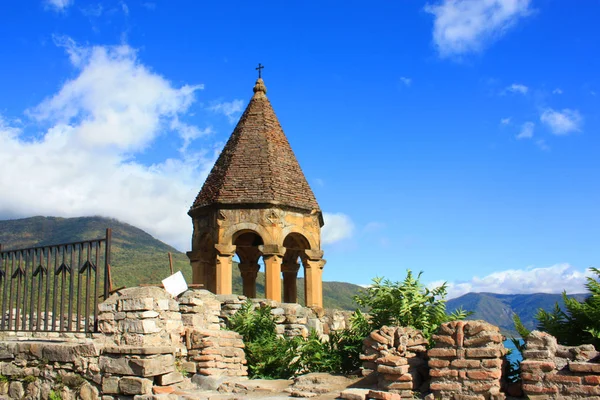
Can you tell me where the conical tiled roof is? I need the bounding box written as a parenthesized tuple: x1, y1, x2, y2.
(191, 78, 320, 214)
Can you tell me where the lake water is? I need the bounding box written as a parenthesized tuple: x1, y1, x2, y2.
(504, 339, 524, 364)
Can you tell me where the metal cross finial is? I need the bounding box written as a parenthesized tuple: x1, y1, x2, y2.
(256, 63, 264, 79)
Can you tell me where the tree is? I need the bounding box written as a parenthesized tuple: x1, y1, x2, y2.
(534, 267, 600, 348)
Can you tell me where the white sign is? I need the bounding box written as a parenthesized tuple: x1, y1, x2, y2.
(162, 271, 188, 297)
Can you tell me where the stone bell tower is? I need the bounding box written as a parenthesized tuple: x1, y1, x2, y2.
(187, 74, 325, 307)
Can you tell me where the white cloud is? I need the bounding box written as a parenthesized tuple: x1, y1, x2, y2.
(29, 39, 203, 153)
(500, 117, 511, 125)
(516, 121, 534, 139)
(209, 100, 244, 123)
(400, 77, 412, 87)
(425, 0, 532, 58)
(364, 222, 385, 232)
(45, 0, 73, 12)
(439, 264, 592, 299)
(552, 88, 563, 95)
(121, 1, 129, 15)
(322, 213, 355, 244)
(1, 39, 352, 251)
(0, 39, 214, 250)
(536, 139, 550, 151)
(505, 83, 528, 94)
(540, 108, 583, 135)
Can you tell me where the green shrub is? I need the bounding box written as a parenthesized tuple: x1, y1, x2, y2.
(228, 300, 301, 379)
(354, 270, 470, 341)
(329, 309, 371, 373)
(535, 267, 600, 348)
(229, 271, 469, 378)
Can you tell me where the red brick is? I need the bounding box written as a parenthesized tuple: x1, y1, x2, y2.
(464, 381, 496, 392)
(522, 384, 559, 394)
(466, 369, 502, 380)
(430, 382, 461, 391)
(428, 348, 457, 358)
(521, 372, 544, 382)
(565, 385, 600, 395)
(386, 381, 414, 390)
(521, 360, 556, 372)
(569, 362, 600, 373)
(465, 348, 502, 358)
(428, 359, 450, 368)
(153, 386, 175, 394)
(376, 355, 407, 366)
(464, 334, 504, 347)
(382, 373, 412, 382)
(429, 368, 458, 378)
(585, 375, 600, 385)
(545, 373, 582, 384)
(370, 331, 389, 345)
(367, 390, 401, 400)
(432, 334, 455, 346)
(451, 359, 481, 368)
(377, 365, 409, 375)
(481, 359, 502, 368)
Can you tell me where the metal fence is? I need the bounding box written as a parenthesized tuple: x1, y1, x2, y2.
(0, 229, 112, 333)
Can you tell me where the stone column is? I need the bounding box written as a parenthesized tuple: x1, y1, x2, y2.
(238, 262, 260, 298)
(214, 244, 236, 295)
(281, 262, 300, 303)
(304, 250, 325, 308)
(187, 250, 203, 284)
(259, 244, 284, 303)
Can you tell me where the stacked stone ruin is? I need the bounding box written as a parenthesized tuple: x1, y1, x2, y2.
(427, 320, 506, 400)
(360, 326, 429, 398)
(186, 329, 247, 377)
(521, 330, 600, 398)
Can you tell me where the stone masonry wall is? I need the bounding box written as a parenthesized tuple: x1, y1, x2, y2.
(521, 330, 600, 399)
(216, 293, 352, 339)
(360, 326, 429, 399)
(427, 320, 506, 400)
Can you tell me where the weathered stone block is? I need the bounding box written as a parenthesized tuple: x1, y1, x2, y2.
(155, 371, 183, 386)
(119, 377, 153, 395)
(102, 377, 120, 394)
(119, 297, 155, 312)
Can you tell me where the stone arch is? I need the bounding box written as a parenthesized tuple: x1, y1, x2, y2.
(232, 229, 265, 299)
(280, 226, 318, 250)
(222, 222, 273, 246)
(281, 232, 312, 304)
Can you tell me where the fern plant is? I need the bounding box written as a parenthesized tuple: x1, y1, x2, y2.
(535, 267, 600, 348)
(354, 270, 470, 341)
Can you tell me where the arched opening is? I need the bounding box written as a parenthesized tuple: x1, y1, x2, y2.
(233, 230, 264, 298)
(282, 233, 311, 304)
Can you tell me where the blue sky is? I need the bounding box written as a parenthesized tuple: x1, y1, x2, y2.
(0, 0, 598, 297)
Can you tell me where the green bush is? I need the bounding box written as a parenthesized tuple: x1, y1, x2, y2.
(329, 309, 371, 373)
(534, 267, 600, 348)
(229, 271, 469, 378)
(354, 270, 470, 341)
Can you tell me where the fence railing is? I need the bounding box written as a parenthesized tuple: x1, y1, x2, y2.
(0, 228, 112, 333)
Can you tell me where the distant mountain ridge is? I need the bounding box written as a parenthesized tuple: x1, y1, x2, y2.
(0, 216, 362, 310)
(447, 291, 587, 336)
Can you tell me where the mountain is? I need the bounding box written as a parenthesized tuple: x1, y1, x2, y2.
(0, 216, 362, 310)
(447, 292, 588, 337)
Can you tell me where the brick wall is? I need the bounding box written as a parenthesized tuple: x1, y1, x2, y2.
(360, 326, 429, 398)
(521, 330, 600, 398)
(427, 320, 506, 400)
